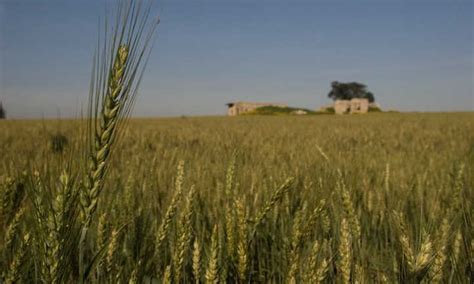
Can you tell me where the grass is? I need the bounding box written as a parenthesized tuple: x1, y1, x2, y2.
(0, 113, 473, 282)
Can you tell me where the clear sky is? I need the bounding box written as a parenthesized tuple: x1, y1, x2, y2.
(1, 0, 473, 118)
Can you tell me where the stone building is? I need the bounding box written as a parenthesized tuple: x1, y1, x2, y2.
(334, 100, 351, 114)
(334, 98, 369, 114)
(350, 98, 369, 114)
(226, 102, 287, 116)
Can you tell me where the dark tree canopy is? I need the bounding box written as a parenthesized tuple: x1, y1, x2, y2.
(328, 81, 375, 102)
(0, 102, 5, 119)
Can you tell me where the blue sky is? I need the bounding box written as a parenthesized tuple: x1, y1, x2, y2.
(1, 0, 472, 118)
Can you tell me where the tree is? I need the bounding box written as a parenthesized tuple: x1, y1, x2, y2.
(364, 91, 375, 103)
(0, 102, 5, 119)
(327, 81, 375, 102)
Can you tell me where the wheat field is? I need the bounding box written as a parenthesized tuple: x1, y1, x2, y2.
(0, 113, 472, 283)
(1, 1, 472, 282)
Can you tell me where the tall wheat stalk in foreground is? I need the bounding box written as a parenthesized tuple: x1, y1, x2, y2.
(75, 0, 160, 281)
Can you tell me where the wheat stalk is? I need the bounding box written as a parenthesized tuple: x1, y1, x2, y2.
(77, 1, 160, 280)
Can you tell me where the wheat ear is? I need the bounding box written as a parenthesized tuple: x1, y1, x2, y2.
(338, 173, 361, 242)
(128, 262, 139, 284)
(235, 198, 248, 282)
(302, 199, 326, 241)
(205, 225, 219, 284)
(163, 265, 172, 284)
(81, 44, 129, 228)
(155, 161, 185, 257)
(392, 211, 415, 271)
(193, 239, 201, 284)
(306, 239, 330, 283)
(174, 185, 196, 283)
(287, 204, 306, 283)
(430, 218, 449, 283)
(339, 218, 352, 284)
(0, 177, 17, 224)
(4, 206, 25, 253)
(224, 153, 236, 257)
(413, 231, 433, 274)
(5, 233, 30, 284)
(253, 177, 294, 230)
(448, 229, 462, 282)
(106, 228, 120, 278)
(96, 212, 107, 276)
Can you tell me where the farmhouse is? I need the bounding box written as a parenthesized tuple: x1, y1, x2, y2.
(226, 102, 287, 116)
(334, 98, 369, 114)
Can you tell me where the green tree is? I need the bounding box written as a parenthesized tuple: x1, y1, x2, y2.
(327, 81, 375, 102)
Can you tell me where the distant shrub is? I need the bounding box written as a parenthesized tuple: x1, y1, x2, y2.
(324, 107, 335, 114)
(247, 106, 316, 115)
(315, 107, 335, 114)
(50, 133, 68, 153)
(0, 102, 5, 119)
(368, 106, 382, 112)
